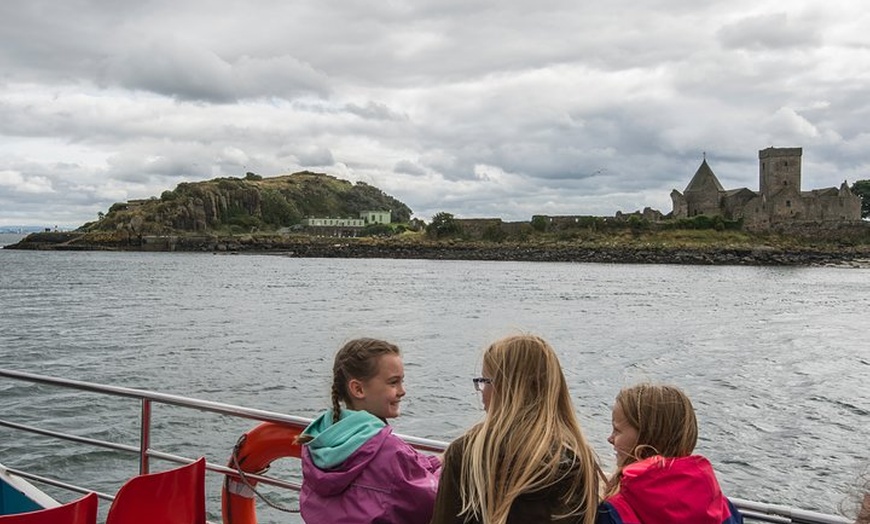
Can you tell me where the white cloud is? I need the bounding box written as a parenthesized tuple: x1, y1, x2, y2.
(294, 146, 336, 167)
(1, 0, 868, 227)
(0, 170, 55, 194)
(764, 107, 820, 140)
(717, 12, 820, 50)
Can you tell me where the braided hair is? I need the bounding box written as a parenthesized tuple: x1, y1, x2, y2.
(295, 338, 400, 444)
(330, 338, 400, 421)
(298, 338, 400, 445)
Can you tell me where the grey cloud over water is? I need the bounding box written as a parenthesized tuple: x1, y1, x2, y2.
(1, 0, 869, 227)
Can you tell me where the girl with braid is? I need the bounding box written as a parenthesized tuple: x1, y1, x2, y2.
(298, 338, 441, 524)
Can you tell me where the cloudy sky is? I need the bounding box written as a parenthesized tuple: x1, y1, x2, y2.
(1, 0, 869, 228)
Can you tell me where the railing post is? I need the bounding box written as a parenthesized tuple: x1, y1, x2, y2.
(139, 399, 151, 475)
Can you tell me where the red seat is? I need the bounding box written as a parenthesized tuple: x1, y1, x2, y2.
(105, 457, 206, 524)
(0, 492, 98, 524)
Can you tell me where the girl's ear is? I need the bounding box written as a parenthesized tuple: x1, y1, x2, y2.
(347, 378, 366, 400)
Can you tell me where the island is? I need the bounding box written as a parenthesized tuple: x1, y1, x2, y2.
(6, 149, 870, 267)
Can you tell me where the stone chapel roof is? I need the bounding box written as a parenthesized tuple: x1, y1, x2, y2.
(684, 159, 725, 193)
(724, 187, 756, 198)
(805, 187, 839, 197)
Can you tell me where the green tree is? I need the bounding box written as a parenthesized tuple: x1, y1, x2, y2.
(426, 212, 462, 238)
(626, 215, 650, 237)
(530, 215, 548, 232)
(261, 189, 298, 226)
(361, 223, 393, 237)
(482, 224, 507, 242)
(851, 179, 870, 218)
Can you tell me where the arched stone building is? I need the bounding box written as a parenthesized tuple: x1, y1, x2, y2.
(671, 147, 862, 230)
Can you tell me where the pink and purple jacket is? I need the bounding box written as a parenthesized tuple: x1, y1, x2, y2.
(597, 455, 743, 524)
(299, 409, 441, 524)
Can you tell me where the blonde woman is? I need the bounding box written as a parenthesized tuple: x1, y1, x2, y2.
(429, 334, 602, 524)
(598, 383, 742, 524)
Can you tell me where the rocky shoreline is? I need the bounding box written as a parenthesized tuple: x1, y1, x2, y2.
(5, 232, 870, 267)
(279, 243, 870, 267)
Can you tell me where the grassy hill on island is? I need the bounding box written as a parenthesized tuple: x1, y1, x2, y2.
(79, 171, 413, 237)
(6, 170, 870, 266)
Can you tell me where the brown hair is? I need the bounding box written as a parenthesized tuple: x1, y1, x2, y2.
(604, 383, 698, 497)
(329, 338, 400, 421)
(297, 338, 400, 445)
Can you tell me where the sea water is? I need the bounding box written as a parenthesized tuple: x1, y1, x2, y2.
(0, 248, 867, 522)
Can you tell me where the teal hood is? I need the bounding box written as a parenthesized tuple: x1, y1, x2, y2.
(301, 409, 386, 469)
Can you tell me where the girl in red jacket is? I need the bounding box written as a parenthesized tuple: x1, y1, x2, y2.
(597, 383, 743, 524)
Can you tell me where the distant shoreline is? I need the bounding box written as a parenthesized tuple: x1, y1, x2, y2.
(5, 231, 870, 267)
(0, 233, 26, 248)
(270, 243, 870, 267)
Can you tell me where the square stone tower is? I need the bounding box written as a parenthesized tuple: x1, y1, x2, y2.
(759, 147, 802, 198)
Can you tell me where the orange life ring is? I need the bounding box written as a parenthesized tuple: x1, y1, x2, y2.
(221, 422, 304, 524)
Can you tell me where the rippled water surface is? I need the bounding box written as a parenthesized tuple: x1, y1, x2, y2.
(1, 248, 868, 522)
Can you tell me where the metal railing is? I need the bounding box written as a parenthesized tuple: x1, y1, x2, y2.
(0, 368, 442, 501)
(731, 498, 852, 524)
(0, 368, 851, 524)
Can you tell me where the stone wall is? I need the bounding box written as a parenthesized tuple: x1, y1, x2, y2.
(803, 191, 862, 222)
(685, 184, 723, 216)
(454, 218, 503, 237)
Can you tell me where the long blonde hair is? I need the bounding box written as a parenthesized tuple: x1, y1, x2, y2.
(604, 383, 698, 497)
(458, 334, 601, 524)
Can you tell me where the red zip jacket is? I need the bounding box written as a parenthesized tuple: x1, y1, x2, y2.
(597, 455, 743, 524)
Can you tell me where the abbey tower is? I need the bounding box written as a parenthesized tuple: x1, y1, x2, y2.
(759, 147, 802, 198)
(671, 147, 862, 231)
